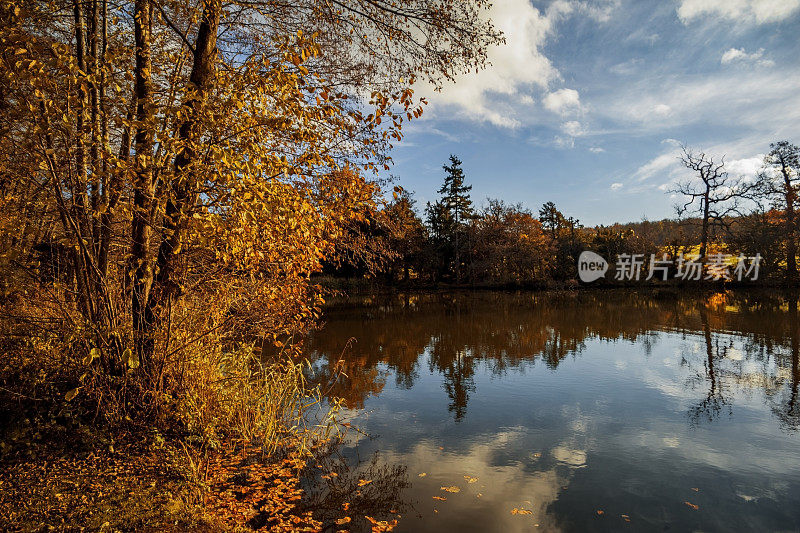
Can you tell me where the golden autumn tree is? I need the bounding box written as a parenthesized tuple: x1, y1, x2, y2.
(0, 0, 501, 430)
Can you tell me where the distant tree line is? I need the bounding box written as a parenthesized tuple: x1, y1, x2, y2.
(322, 141, 800, 286)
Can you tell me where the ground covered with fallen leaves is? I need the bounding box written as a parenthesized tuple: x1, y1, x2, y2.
(0, 424, 218, 531)
(0, 424, 329, 531)
(0, 414, 404, 532)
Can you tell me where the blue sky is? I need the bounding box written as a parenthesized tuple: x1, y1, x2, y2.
(387, 0, 800, 226)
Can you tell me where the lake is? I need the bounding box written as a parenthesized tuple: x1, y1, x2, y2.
(304, 290, 800, 532)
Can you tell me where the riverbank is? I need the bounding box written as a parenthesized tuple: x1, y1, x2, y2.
(0, 421, 322, 531)
(314, 274, 798, 296)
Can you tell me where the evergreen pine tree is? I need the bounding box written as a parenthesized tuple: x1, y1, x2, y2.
(439, 155, 474, 226)
(436, 155, 474, 283)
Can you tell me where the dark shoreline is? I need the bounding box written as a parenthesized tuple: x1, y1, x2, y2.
(315, 275, 800, 296)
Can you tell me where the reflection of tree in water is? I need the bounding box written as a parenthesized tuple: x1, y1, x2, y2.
(771, 296, 800, 430)
(306, 290, 800, 426)
(686, 305, 731, 425)
(541, 326, 585, 369)
(298, 443, 410, 531)
(430, 346, 475, 421)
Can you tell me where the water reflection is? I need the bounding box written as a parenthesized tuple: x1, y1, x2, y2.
(306, 290, 800, 531)
(309, 290, 800, 427)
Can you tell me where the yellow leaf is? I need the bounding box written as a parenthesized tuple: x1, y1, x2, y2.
(82, 347, 99, 366)
(65, 387, 80, 401)
(122, 348, 139, 369)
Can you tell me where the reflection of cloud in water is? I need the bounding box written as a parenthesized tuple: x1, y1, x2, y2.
(727, 347, 743, 361)
(375, 435, 581, 532)
(662, 436, 680, 448)
(551, 446, 587, 467)
(305, 291, 800, 530)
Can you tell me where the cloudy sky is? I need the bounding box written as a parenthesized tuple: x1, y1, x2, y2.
(389, 0, 800, 225)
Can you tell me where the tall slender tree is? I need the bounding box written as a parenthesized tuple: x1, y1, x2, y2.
(437, 155, 474, 283)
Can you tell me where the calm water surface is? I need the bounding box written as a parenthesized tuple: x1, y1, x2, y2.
(304, 290, 800, 532)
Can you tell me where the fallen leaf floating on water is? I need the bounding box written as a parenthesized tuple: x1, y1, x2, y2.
(441, 486, 460, 493)
(464, 475, 478, 483)
(418, 472, 427, 477)
(336, 517, 352, 525)
(596, 510, 605, 516)
(685, 501, 699, 510)
(691, 487, 700, 492)
(342, 502, 350, 511)
(621, 514, 631, 522)
(476, 493, 483, 498)
(511, 508, 533, 515)
(357, 479, 373, 487)
(432, 496, 447, 501)
(365, 515, 398, 532)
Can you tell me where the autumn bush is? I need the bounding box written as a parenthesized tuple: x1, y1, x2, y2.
(0, 0, 503, 527)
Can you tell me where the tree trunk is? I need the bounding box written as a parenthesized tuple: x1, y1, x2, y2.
(152, 0, 220, 309)
(700, 187, 710, 261)
(784, 168, 797, 284)
(131, 0, 155, 369)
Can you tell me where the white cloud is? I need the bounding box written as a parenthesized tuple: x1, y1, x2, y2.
(553, 120, 587, 148)
(590, 147, 605, 153)
(722, 47, 755, 63)
(610, 182, 623, 190)
(598, 70, 800, 140)
(678, 0, 800, 24)
(561, 120, 587, 137)
(421, 0, 619, 128)
(422, 0, 563, 128)
(544, 88, 583, 115)
(634, 150, 683, 183)
(573, 0, 622, 23)
(653, 104, 672, 116)
(726, 155, 764, 177)
(554, 136, 576, 148)
(631, 148, 766, 195)
(609, 58, 644, 75)
(721, 47, 775, 67)
(402, 123, 462, 143)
